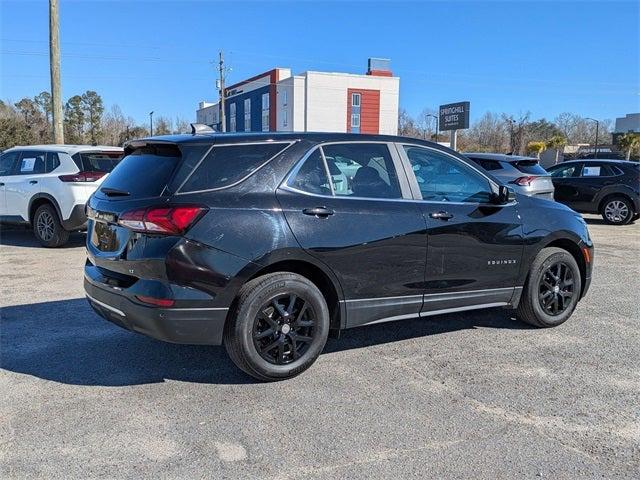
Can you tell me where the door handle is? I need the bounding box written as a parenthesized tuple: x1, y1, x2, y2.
(29, 180, 38, 185)
(303, 207, 334, 218)
(430, 211, 453, 220)
(0, 182, 4, 186)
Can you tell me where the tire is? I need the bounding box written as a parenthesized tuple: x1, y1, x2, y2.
(600, 196, 634, 225)
(516, 247, 582, 328)
(224, 272, 330, 381)
(33, 204, 70, 247)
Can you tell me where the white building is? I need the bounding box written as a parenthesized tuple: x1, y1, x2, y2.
(614, 113, 640, 134)
(196, 59, 399, 135)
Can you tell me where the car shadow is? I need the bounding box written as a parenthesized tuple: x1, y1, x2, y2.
(1, 298, 531, 386)
(582, 217, 607, 226)
(0, 228, 86, 248)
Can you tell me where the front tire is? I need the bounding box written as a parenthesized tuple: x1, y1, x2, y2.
(600, 196, 633, 225)
(33, 204, 70, 247)
(224, 272, 330, 381)
(517, 247, 582, 328)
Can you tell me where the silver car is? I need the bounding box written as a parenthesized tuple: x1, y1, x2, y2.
(464, 153, 555, 200)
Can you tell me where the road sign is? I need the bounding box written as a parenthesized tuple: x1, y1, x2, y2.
(439, 102, 470, 131)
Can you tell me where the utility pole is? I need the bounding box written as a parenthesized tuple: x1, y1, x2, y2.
(219, 51, 226, 132)
(49, 0, 64, 143)
(149, 111, 154, 136)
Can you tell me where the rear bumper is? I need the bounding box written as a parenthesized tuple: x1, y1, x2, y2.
(84, 276, 228, 345)
(62, 204, 87, 231)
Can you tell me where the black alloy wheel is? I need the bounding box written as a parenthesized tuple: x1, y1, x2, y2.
(517, 247, 582, 328)
(224, 272, 330, 381)
(538, 261, 575, 316)
(252, 294, 316, 365)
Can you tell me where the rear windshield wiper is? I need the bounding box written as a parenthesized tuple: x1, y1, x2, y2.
(100, 187, 130, 197)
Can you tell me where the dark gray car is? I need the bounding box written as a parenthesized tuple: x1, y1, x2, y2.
(464, 153, 555, 200)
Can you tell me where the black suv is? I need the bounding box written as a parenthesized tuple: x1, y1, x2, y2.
(547, 159, 640, 225)
(84, 132, 593, 381)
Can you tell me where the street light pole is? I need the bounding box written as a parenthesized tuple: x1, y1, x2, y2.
(149, 111, 154, 136)
(426, 114, 438, 143)
(586, 118, 599, 159)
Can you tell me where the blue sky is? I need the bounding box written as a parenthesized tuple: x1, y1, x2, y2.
(1, 0, 638, 125)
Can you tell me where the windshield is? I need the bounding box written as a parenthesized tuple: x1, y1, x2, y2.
(513, 160, 548, 175)
(74, 152, 123, 173)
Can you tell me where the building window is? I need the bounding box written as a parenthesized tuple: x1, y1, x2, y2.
(229, 102, 236, 132)
(351, 113, 360, 128)
(262, 93, 269, 132)
(283, 109, 288, 127)
(244, 99, 251, 132)
(352, 93, 361, 107)
(283, 90, 288, 106)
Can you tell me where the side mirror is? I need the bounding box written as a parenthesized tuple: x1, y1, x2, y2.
(493, 185, 516, 204)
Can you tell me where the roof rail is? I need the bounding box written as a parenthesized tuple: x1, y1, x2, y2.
(190, 123, 216, 134)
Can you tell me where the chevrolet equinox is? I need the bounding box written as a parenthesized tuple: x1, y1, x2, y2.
(84, 130, 593, 381)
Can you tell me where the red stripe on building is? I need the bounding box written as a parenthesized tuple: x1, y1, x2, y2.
(347, 88, 380, 134)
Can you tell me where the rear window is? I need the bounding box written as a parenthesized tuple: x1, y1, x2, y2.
(98, 144, 180, 199)
(469, 158, 503, 171)
(513, 160, 547, 175)
(73, 151, 123, 173)
(179, 142, 290, 193)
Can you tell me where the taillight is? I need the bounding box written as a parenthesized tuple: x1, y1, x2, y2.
(59, 171, 107, 182)
(513, 176, 538, 186)
(118, 205, 207, 235)
(135, 295, 175, 307)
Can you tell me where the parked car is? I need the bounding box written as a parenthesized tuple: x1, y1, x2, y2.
(464, 153, 554, 199)
(84, 131, 593, 381)
(0, 145, 124, 246)
(546, 159, 640, 225)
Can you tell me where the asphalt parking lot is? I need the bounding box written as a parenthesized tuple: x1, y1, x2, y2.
(1, 216, 638, 479)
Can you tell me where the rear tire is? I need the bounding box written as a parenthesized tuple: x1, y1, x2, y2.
(33, 204, 70, 248)
(600, 196, 633, 225)
(516, 247, 581, 328)
(224, 272, 330, 381)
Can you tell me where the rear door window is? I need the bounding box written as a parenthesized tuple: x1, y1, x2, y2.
(581, 165, 602, 177)
(16, 151, 46, 175)
(179, 142, 290, 193)
(98, 144, 181, 199)
(289, 149, 332, 195)
(321, 143, 402, 199)
(469, 158, 502, 171)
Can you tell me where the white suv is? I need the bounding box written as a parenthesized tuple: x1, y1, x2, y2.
(0, 145, 123, 247)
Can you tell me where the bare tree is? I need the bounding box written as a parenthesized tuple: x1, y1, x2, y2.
(398, 108, 420, 138)
(416, 108, 437, 141)
(154, 116, 172, 135)
(172, 117, 191, 134)
(462, 112, 509, 152)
